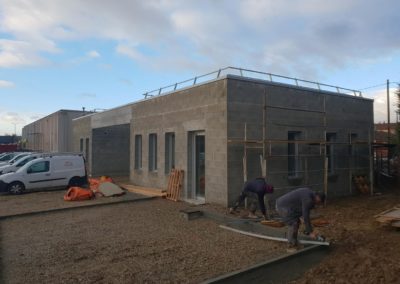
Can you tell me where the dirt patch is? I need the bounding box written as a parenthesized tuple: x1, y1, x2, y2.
(293, 191, 400, 283)
(0, 198, 286, 284)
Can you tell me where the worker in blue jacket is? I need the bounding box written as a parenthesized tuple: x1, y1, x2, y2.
(229, 177, 274, 220)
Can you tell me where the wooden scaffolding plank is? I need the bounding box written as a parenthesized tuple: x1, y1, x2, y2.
(166, 169, 184, 202)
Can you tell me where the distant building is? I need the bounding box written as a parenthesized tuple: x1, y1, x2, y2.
(22, 110, 89, 152)
(374, 122, 397, 143)
(0, 135, 20, 144)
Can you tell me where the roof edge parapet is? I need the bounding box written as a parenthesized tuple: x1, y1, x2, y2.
(142, 66, 362, 99)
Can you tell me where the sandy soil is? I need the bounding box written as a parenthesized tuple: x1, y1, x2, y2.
(0, 188, 399, 283)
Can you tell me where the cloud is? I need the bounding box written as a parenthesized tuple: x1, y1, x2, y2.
(0, 111, 44, 135)
(0, 80, 15, 87)
(0, 0, 399, 77)
(87, 50, 100, 58)
(2, 112, 26, 124)
(364, 87, 398, 123)
(116, 44, 145, 62)
(0, 39, 48, 67)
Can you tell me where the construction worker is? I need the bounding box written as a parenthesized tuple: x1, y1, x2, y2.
(229, 177, 274, 220)
(275, 187, 325, 252)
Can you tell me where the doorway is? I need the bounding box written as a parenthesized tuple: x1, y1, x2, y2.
(189, 131, 205, 201)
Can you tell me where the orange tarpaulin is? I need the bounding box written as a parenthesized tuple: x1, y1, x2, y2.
(64, 187, 94, 201)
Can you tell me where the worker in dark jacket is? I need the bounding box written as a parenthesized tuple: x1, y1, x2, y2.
(229, 178, 274, 220)
(276, 187, 325, 250)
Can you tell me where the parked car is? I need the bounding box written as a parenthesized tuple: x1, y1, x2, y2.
(0, 153, 87, 194)
(0, 152, 31, 167)
(0, 153, 42, 175)
(0, 152, 18, 163)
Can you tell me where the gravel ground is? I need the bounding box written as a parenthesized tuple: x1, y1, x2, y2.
(2, 188, 399, 283)
(0, 190, 150, 218)
(0, 197, 287, 284)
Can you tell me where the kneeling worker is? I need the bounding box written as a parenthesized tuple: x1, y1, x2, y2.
(276, 187, 325, 251)
(229, 177, 274, 220)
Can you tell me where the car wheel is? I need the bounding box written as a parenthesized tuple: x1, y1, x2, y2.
(68, 177, 82, 187)
(8, 181, 25, 195)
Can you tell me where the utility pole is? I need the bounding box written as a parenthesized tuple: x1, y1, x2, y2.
(387, 79, 391, 175)
(387, 79, 390, 143)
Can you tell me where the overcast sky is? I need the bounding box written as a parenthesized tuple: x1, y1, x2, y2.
(1, 0, 399, 135)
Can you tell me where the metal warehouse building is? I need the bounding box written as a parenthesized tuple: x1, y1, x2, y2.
(72, 67, 374, 206)
(22, 109, 88, 153)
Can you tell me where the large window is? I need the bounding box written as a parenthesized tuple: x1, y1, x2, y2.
(326, 133, 336, 174)
(165, 132, 175, 174)
(134, 135, 142, 169)
(288, 131, 301, 177)
(149, 133, 157, 171)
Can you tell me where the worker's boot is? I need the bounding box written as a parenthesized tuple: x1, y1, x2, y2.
(247, 212, 258, 219)
(286, 242, 304, 253)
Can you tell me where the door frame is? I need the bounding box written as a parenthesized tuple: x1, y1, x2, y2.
(189, 131, 205, 203)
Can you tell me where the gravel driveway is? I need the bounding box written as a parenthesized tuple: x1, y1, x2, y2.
(0, 194, 287, 284)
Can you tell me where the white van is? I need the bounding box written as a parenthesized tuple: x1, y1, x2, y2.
(0, 153, 42, 175)
(0, 154, 87, 194)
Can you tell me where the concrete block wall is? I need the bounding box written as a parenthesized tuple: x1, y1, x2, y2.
(226, 76, 374, 205)
(131, 79, 228, 205)
(71, 74, 373, 207)
(92, 124, 130, 177)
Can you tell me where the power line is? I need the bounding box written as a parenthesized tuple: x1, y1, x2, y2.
(359, 83, 387, 90)
(359, 81, 400, 91)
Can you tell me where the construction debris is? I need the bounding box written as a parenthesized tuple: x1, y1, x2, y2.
(98, 182, 125, 197)
(166, 169, 184, 201)
(64, 187, 94, 201)
(375, 205, 400, 228)
(353, 175, 370, 194)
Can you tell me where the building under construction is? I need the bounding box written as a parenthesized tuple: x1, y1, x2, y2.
(72, 67, 374, 206)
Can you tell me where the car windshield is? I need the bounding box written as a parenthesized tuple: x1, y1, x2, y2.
(0, 153, 14, 161)
(17, 156, 38, 167)
(8, 153, 29, 164)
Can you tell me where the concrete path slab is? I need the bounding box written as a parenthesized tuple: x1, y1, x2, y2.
(203, 245, 330, 284)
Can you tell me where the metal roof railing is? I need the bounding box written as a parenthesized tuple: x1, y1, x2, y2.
(142, 67, 363, 99)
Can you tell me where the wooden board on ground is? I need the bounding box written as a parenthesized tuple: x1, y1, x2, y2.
(118, 183, 166, 197)
(261, 220, 285, 227)
(375, 206, 400, 227)
(311, 218, 330, 227)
